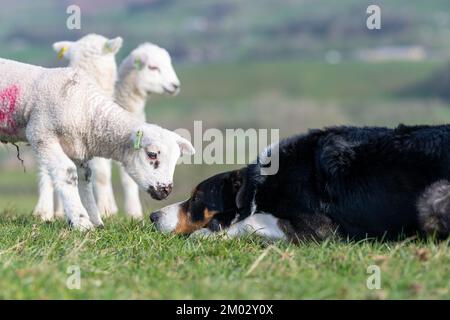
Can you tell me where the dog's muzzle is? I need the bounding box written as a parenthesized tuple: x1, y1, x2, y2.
(150, 210, 161, 224)
(147, 184, 172, 200)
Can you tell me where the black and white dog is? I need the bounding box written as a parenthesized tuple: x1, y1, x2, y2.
(151, 124, 450, 242)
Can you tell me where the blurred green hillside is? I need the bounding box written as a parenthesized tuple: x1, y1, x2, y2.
(1, 0, 450, 65)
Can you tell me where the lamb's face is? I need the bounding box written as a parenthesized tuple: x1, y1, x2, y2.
(124, 124, 195, 200)
(129, 43, 180, 96)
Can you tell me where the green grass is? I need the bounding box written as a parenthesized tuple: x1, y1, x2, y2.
(0, 210, 448, 299)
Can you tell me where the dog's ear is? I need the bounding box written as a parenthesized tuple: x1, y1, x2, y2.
(234, 168, 255, 219)
(230, 170, 243, 194)
(206, 170, 242, 212)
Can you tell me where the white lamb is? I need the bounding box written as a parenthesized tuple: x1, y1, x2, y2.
(47, 37, 181, 219)
(0, 57, 195, 230)
(34, 34, 123, 220)
(113, 43, 181, 218)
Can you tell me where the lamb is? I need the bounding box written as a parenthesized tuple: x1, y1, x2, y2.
(113, 43, 181, 218)
(0, 57, 195, 230)
(34, 34, 123, 220)
(46, 37, 181, 219)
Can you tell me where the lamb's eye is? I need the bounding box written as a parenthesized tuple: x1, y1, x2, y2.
(148, 65, 160, 72)
(147, 152, 158, 160)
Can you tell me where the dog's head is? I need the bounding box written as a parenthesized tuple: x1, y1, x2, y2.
(150, 169, 249, 234)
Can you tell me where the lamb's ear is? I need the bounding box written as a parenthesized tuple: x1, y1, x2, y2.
(104, 37, 123, 55)
(53, 41, 73, 60)
(174, 134, 195, 156)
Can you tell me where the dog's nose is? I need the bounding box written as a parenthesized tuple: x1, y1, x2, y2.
(150, 211, 160, 223)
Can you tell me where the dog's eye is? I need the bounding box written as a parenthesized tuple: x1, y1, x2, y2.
(147, 152, 158, 160)
(148, 65, 160, 72)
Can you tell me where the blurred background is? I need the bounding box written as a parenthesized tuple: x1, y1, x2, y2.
(2, 0, 450, 213)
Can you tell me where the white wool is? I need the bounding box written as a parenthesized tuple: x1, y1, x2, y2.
(0, 57, 194, 230)
(112, 42, 181, 217)
(35, 34, 122, 219)
(53, 33, 122, 96)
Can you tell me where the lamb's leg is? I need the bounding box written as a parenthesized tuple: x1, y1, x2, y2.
(33, 166, 55, 221)
(191, 213, 288, 241)
(90, 157, 118, 217)
(77, 162, 104, 227)
(119, 165, 143, 219)
(30, 140, 94, 231)
(53, 191, 65, 218)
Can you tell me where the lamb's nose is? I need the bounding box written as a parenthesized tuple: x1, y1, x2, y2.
(172, 83, 180, 90)
(162, 184, 172, 196)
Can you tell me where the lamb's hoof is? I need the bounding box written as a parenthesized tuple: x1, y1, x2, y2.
(54, 209, 65, 219)
(70, 216, 95, 231)
(34, 210, 54, 222)
(92, 219, 105, 229)
(89, 214, 105, 228)
(99, 208, 117, 218)
(126, 211, 143, 220)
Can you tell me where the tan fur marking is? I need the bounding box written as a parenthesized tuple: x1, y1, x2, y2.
(174, 207, 217, 234)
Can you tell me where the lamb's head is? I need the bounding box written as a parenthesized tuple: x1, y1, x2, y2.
(122, 124, 195, 200)
(119, 43, 180, 96)
(53, 33, 123, 65)
(52, 34, 123, 94)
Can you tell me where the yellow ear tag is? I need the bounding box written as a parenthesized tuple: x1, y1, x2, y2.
(57, 46, 68, 60)
(134, 57, 143, 70)
(134, 130, 143, 150)
(104, 42, 112, 53)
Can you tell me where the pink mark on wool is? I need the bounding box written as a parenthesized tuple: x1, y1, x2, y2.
(0, 85, 20, 136)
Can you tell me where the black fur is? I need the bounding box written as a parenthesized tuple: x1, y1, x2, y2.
(417, 180, 450, 239)
(199, 124, 450, 241)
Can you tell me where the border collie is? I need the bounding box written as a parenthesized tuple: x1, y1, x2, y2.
(151, 124, 450, 242)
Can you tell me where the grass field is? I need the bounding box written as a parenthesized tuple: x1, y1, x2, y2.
(1, 61, 450, 299)
(0, 211, 449, 299)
